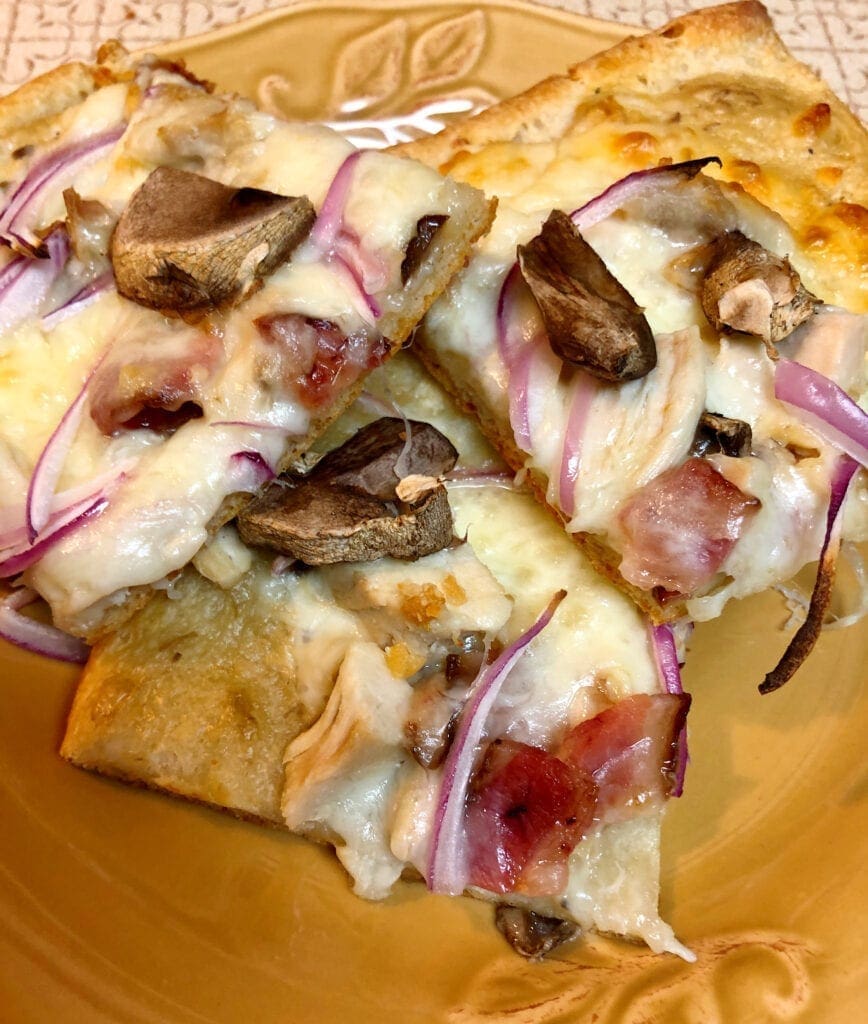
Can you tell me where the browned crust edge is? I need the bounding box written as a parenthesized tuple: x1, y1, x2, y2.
(60, 753, 287, 829)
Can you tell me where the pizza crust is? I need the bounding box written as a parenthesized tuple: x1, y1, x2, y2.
(398, 0, 866, 311)
(395, 0, 867, 623)
(0, 44, 494, 639)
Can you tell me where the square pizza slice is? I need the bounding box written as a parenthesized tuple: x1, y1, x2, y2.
(0, 43, 493, 640)
(61, 351, 693, 961)
(396, 0, 868, 690)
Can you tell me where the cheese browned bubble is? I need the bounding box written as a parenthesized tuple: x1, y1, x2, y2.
(0, 50, 492, 635)
(398, 1, 867, 623)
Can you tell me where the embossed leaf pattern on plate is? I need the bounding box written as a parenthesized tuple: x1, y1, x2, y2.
(409, 10, 487, 91)
(322, 11, 496, 147)
(327, 17, 408, 117)
(450, 933, 816, 1024)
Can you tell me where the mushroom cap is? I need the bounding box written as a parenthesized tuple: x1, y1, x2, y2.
(517, 209, 657, 382)
(111, 166, 315, 316)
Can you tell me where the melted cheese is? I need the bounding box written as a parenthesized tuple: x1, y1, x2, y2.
(0, 64, 468, 626)
(422, 155, 866, 611)
(280, 353, 688, 957)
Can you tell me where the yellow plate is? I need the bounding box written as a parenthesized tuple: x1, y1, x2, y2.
(2, 2, 867, 1021)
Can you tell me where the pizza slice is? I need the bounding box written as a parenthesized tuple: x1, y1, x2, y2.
(62, 351, 693, 960)
(0, 43, 492, 641)
(396, 0, 868, 689)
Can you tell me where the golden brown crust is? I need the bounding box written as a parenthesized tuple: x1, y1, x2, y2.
(399, 1, 866, 310)
(61, 564, 311, 822)
(396, 1, 867, 621)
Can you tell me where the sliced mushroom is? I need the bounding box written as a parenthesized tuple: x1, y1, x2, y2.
(401, 213, 449, 283)
(237, 477, 453, 565)
(111, 167, 316, 316)
(517, 209, 657, 382)
(700, 230, 819, 353)
(494, 906, 581, 960)
(314, 417, 458, 501)
(691, 410, 752, 457)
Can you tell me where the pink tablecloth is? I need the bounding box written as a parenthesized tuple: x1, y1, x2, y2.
(1, 0, 865, 122)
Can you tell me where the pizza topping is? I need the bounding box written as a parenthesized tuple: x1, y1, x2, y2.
(556, 692, 691, 824)
(0, 125, 126, 251)
(616, 457, 761, 595)
(517, 209, 656, 382)
(775, 357, 868, 468)
(462, 691, 690, 896)
(700, 231, 819, 352)
(63, 189, 115, 271)
(494, 906, 580, 960)
(254, 313, 389, 409)
(310, 151, 388, 318)
(691, 411, 752, 458)
(89, 330, 223, 435)
(400, 213, 448, 283)
(111, 167, 316, 316)
(0, 491, 108, 578)
(465, 738, 596, 895)
(237, 475, 453, 565)
(235, 418, 459, 564)
(0, 586, 90, 664)
(649, 623, 689, 796)
(404, 672, 463, 770)
(0, 225, 69, 331)
(428, 591, 565, 895)
(760, 455, 860, 693)
(570, 156, 722, 232)
(312, 417, 458, 500)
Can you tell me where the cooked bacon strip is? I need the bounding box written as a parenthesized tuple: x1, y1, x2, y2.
(465, 738, 596, 896)
(464, 692, 690, 896)
(89, 331, 224, 435)
(557, 692, 691, 824)
(255, 313, 389, 409)
(616, 457, 760, 595)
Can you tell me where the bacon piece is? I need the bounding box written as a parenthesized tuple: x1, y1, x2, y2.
(255, 313, 389, 409)
(557, 692, 691, 825)
(89, 331, 223, 435)
(465, 739, 596, 896)
(616, 457, 760, 595)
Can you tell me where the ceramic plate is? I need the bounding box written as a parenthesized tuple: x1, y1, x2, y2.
(2, 2, 867, 1021)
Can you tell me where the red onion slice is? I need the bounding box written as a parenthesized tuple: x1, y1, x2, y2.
(42, 268, 114, 328)
(775, 358, 868, 467)
(0, 494, 107, 578)
(25, 344, 107, 541)
(229, 450, 276, 491)
(760, 455, 860, 693)
(427, 589, 567, 895)
(570, 156, 722, 232)
(0, 586, 89, 663)
(558, 371, 595, 517)
(310, 151, 361, 251)
(649, 622, 689, 796)
(0, 225, 70, 331)
(331, 251, 380, 324)
(210, 420, 288, 432)
(0, 125, 126, 247)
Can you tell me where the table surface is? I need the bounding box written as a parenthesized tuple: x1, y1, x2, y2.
(1, 0, 865, 123)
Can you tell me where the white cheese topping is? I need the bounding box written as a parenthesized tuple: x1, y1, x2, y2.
(0, 65, 467, 625)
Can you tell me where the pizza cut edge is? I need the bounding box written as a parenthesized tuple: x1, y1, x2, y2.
(0, 42, 495, 644)
(393, 0, 867, 635)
